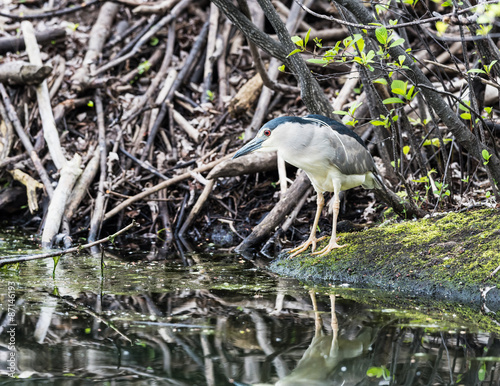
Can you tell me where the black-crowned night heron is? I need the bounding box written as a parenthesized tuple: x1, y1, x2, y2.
(233, 114, 383, 257)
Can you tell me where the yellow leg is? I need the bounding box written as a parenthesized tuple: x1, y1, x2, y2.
(313, 190, 347, 256)
(288, 191, 326, 258)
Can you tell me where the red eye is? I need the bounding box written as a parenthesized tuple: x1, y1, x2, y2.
(263, 129, 271, 137)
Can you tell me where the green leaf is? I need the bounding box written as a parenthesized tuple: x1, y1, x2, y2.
(287, 48, 302, 58)
(412, 176, 429, 183)
(291, 36, 303, 47)
(383, 97, 405, 104)
(389, 38, 405, 48)
(403, 145, 410, 155)
(373, 78, 388, 85)
(391, 79, 407, 95)
(436, 21, 448, 36)
(460, 112, 471, 120)
(52, 255, 60, 278)
(332, 110, 348, 115)
(348, 101, 363, 115)
(375, 26, 388, 45)
(458, 101, 470, 111)
(150, 36, 159, 46)
(138, 60, 151, 74)
(478, 362, 487, 381)
(371, 120, 388, 126)
(367, 367, 384, 378)
(477, 24, 492, 36)
(482, 149, 491, 161)
(206, 90, 215, 101)
(307, 58, 329, 65)
(407, 85, 418, 100)
(352, 34, 364, 45)
(278, 64, 285, 72)
(486, 60, 498, 73)
(422, 138, 451, 147)
(355, 36, 365, 53)
(375, 4, 388, 14)
(468, 68, 486, 74)
(304, 28, 311, 47)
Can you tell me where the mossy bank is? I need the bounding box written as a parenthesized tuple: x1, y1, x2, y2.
(270, 208, 500, 311)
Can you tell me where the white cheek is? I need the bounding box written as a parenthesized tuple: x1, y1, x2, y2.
(260, 136, 278, 151)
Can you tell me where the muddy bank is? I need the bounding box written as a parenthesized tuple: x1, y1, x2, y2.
(269, 208, 500, 311)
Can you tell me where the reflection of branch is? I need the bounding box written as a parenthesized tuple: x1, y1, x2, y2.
(0, 221, 138, 266)
(55, 295, 132, 343)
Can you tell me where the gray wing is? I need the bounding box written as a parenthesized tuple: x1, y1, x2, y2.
(326, 129, 376, 176)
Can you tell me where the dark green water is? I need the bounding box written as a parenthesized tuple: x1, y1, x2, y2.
(1, 230, 500, 385)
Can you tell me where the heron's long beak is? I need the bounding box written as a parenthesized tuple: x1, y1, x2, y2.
(233, 137, 265, 159)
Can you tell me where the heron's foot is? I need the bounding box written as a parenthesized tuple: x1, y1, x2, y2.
(312, 239, 347, 257)
(288, 236, 327, 258)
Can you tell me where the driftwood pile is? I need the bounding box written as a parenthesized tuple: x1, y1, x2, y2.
(0, 0, 499, 255)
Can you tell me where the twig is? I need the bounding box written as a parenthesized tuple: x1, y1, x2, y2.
(112, 140, 169, 180)
(332, 67, 359, 112)
(0, 222, 138, 267)
(70, 1, 120, 92)
(8, 169, 44, 213)
(93, 0, 191, 76)
(119, 44, 165, 85)
(260, 186, 312, 255)
(141, 18, 209, 161)
(132, 0, 178, 14)
(64, 147, 100, 221)
(245, 0, 310, 139)
(88, 90, 108, 242)
(0, 84, 54, 198)
(201, 2, 220, 104)
(236, 172, 311, 252)
(103, 153, 235, 221)
(0, 154, 28, 169)
(178, 141, 231, 236)
(0, 28, 65, 54)
(294, 0, 500, 31)
(41, 155, 82, 247)
(0, 61, 52, 85)
(22, 21, 67, 170)
(172, 109, 200, 143)
(48, 56, 66, 99)
(217, 20, 231, 110)
(237, 0, 300, 95)
(489, 265, 500, 278)
(0, 0, 104, 20)
(178, 180, 216, 237)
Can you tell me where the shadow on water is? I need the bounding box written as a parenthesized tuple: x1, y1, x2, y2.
(1, 230, 500, 385)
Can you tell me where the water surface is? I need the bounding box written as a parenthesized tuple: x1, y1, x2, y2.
(0, 230, 499, 385)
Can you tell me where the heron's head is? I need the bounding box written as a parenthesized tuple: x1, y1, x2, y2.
(232, 117, 301, 159)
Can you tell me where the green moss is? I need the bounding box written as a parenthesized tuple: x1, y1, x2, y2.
(270, 208, 500, 309)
